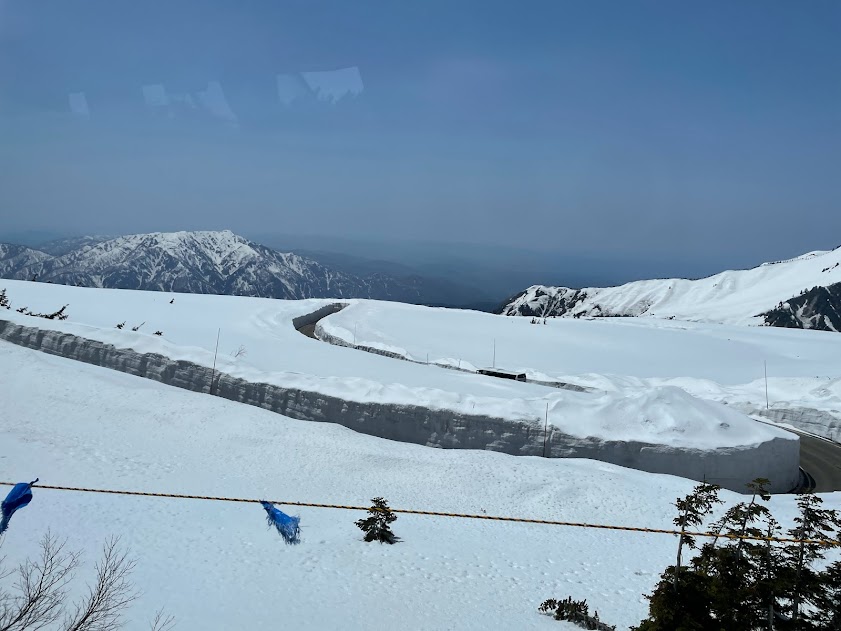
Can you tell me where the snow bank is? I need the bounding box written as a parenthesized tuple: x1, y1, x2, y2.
(0, 280, 801, 491)
(322, 300, 841, 441)
(0, 315, 799, 493)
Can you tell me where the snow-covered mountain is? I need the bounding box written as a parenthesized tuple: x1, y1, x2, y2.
(36, 234, 114, 257)
(0, 243, 52, 278)
(499, 247, 841, 331)
(0, 230, 435, 301)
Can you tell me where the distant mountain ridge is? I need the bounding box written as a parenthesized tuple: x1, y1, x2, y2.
(499, 247, 841, 332)
(0, 230, 471, 303)
(0, 243, 52, 277)
(36, 235, 115, 257)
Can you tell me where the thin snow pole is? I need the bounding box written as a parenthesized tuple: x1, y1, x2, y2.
(764, 360, 769, 410)
(493, 338, 496, 368)
(426, 352, 429, 365)
(542, 402, 549, 457)
(211, 328, 220, 395)
(354, 323, 357, 346)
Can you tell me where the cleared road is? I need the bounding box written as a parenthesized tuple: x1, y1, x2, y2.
(795, 429, 841, 493)
(750, 417, 841, 493)
(298, 322, 317, 339)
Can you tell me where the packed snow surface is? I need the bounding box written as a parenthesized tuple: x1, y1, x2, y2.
(0, 280, 791, 454)
(1, 342, 837, 630)
(323, 302, 841, 384)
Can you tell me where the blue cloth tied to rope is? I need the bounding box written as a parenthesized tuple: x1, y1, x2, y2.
(260, 501, 300, 545)
(1, 478, 38, 535)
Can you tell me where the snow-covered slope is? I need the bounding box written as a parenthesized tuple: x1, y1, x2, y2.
(500, 246, 841, 330)
(319, 301, 841, 441)
(0, 242, 52, 277)
(0, 280, 799, 491)
(323, 301, 841, 385)
(0, 230, 431, 302)
(1, 342, 837, 630)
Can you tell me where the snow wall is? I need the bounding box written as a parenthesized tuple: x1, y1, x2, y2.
(0, 317, 800, 493)
(736, 405, 841, 443)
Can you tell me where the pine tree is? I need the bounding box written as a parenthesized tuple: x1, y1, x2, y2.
(778, 493, 840, 628)
(0, 288, 9, 309)
(538, 597, 616, 629)
(355, 497, 398, 544)
(44, 304, 69, 320)
(633, 482, 721, 631)
(634, 481, 841, 630)
(814, 559, 841, 629)
(634, 568, 716, 631)
(673, 482, 722, 588)
(693, 479, 773, 629)
(758, 513, 785, 630)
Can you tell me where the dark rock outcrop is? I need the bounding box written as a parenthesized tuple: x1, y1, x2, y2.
(760, 283, 841, 332)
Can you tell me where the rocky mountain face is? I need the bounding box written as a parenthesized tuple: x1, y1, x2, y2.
(0, 230, 444, 302)
(761, 283, 841, 332)
(498, 247, 841, 332)
(0, 243, 52, 278)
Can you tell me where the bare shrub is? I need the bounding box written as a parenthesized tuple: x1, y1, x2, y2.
(0, 532, 172, 631)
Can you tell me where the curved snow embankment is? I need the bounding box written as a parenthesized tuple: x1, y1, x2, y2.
(314, 319, 473, 369)
(736, 405, 841, 442)
(0, 316, 800, 493)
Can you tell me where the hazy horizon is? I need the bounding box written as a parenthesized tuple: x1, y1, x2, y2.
(1, 1, 839, 282)
(1, 226, 836, 301)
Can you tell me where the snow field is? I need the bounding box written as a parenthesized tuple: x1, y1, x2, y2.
(1, 342, 838, 630)
(321, 301, 841, 439)
(321, 301, 841, 385)
(0, 280, 794, 455)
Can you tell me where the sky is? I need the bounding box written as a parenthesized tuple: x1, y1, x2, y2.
(0, 0, 840, 276)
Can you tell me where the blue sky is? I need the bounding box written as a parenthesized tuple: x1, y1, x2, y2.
(1, 0, 839, 274)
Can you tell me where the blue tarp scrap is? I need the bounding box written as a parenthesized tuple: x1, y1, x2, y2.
(260, 501, 301, 545)
(1, 478, 38, 535)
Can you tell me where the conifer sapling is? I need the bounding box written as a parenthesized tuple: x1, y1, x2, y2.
(356, 497, 399, 544)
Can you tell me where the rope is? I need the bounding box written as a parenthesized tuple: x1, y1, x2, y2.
(2, 482, 838, 547)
